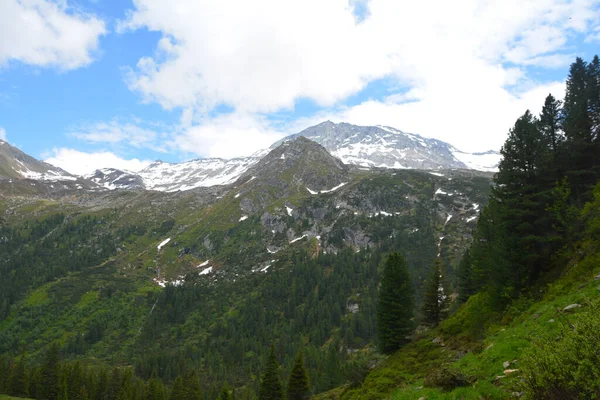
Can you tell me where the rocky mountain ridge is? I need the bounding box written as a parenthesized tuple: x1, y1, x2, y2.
(0, 122, 500, 192)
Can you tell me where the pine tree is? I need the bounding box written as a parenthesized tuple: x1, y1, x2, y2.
(422, 259, 448, 327)
(587, 55, 600, 142)
(182, 371, 202, 400)
(286, 351, 310, 400)
(563, 56, 599, 201)
(539, 93, 563, 155)
(259, 345, 284, 400)
(146, 375, 166, 400)
(218, 382, 232, 400)
(40, 343, 61, 400)
(169, 376, 185, 400)
(492, 110, 550, 299)
(376, 253, 415, 354)
(457, 249, 475, 303)
(8, 358, 28, 398)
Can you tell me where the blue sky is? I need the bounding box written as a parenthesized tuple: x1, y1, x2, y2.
(0, 0, 599, 175)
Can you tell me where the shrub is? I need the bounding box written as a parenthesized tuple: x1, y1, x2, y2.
(423, 365, 469, 391)
(521, 300, 600, 399)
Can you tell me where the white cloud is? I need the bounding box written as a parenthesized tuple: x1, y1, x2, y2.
(175, 112, 286, 158)
(116, 0, 600, 153)
(69, 119, 167, 153)
(522, 53, 576, 69)
(44, 148, 152, 176)
(0, 0, 106, 69)
(0, 127, 6, 141)
(311, 80, 567, 152)
(586, 25, 600, 42)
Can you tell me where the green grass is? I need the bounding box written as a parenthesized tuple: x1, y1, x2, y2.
(0, 395, 34, 400)
(337, 252, 600, 400)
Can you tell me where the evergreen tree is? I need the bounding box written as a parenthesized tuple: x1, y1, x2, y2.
(286, 351, 310, 400)
(40, 343, 61, 400)
(376, 253, 415, 354)
(421, 259, 448, 327)
(146, 375, 166, 400)
(563, 56, 599, 201)
(457, 249, 475, 303)
(259, 345, 284, 400)
(587, 55, 600, 141)
(539, 93, 563, 155)
(8, 358, 28, 398)
(169, 376, 185, 400)
(491, 110, 550, 300)
(218, 382, 233, 400)
(182, 371, 202, 400)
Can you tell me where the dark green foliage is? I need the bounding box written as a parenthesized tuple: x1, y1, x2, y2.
(539, 93, 563, 154)
(376, 253, 415, 354)
(458, 55, 600, 311)
(7, 358, 28, 398)
(457, 250, 475, 303)
(286, 351, 310, 400)
(259, 345, 284, 400)
(146, 375, 167, 400)
(40, 344, 60, 400)
(218, 383, 232, 400)
(563, 57, 600, 202)
(169, 376, 185, 400)
(423, 366, 469, 392)
(521, 301, 600, 399)
(421, 259, 448, 327)
(181, 371, 202, 400)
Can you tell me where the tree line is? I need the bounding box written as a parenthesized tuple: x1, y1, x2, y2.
(458, 55, 600, 309)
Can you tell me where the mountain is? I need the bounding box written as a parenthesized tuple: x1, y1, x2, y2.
(0, 139, 76, 181)
(80, 121, 499, 192)
(86, 168, 146, 190)
(84, 154, 266, 192)
(279, 121, 500, 172)
(137, 155, 264, 192)
(0, 135, 492, 396)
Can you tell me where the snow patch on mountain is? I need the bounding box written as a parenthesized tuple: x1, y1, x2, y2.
(139, 157, 259, 192)
(157, 238, 171, 251)
(451, 150, 500, 172)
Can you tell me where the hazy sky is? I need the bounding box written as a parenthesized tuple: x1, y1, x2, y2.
(1, 0, 599, 175)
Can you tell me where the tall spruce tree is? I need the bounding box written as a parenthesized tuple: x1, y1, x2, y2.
(8, 358, 28, 398)
(457, 249, 475, 303)
(286, 351, 310, 400)
(539, 94, 563, 155)
(422, 259, 448, 327)
(563, 56, 598, 201)
(587, 55, 600, 141)
(493, 110, 550, 297)
(376, 253, 415, 354)
(182, 371, 202, 400)
(169, 376, 185, 400)
(259, 345, 284, 400)
(40, 343, 60, 400)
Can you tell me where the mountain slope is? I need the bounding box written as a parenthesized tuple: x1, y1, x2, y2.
(279, 121, 500, 172)
(0, 137, 492, 396)
(0, 139, 76, 181)
(79, 122, 499, 192)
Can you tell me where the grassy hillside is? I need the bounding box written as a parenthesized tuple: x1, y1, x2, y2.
(317, 184, 600, 399)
